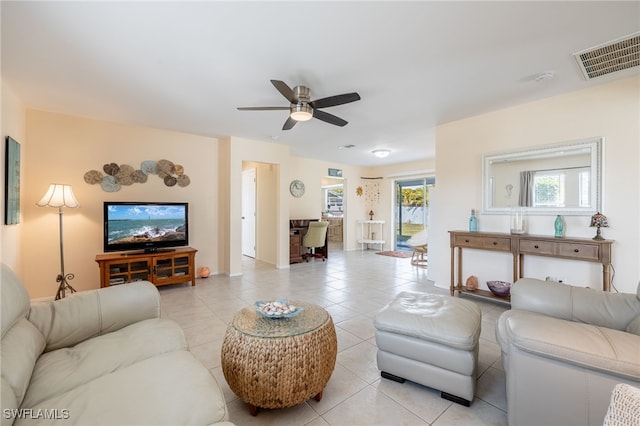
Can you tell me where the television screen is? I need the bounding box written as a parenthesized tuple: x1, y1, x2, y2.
(103, 202, 189, 253)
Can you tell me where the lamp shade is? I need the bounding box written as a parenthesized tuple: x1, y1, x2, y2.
(36, 184, 80, 208)
(590, 212, 608, 228)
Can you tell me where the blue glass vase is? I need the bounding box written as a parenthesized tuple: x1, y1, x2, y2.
(554, 215, 564, 238)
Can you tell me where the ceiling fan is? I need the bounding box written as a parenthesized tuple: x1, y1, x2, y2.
(237, 80, 361, 130)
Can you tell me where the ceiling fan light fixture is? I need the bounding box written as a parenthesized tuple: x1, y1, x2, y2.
(290, 104, 313, 121)
(372, 149, 391, 158)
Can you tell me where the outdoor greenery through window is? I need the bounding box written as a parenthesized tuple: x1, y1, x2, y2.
(533, 172, 565, 207)
(395, 177, 435, 250)
(532, 167, 589, 208)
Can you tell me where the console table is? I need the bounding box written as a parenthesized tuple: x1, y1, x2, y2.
(449, 231, 613, 301)
(357, 220, 385, 250)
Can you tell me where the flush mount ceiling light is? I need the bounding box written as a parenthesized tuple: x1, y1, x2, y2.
(372, 149, 391, 158)
(534, 71, 555, 82)
(290, 103, 313, 121)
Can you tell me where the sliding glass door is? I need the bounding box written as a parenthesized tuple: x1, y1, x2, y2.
(394, 177, 435, 250)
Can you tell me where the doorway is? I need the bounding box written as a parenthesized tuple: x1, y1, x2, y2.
(242, 168, 256, 258)
(321, 178, 344, 251)
(394, 177, 435, 250)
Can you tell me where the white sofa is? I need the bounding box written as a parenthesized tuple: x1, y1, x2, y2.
(1, 263, 234, 426)
(496, 278, 640, 426)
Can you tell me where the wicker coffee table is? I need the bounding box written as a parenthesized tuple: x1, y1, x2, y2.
(221, 301, 337, 416)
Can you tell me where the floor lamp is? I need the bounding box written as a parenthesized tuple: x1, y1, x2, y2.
(36, 184, 80, 300)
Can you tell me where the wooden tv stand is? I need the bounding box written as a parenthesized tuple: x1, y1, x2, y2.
(96, 247, 197, 288)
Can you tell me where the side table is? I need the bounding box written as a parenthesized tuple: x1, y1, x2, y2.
(221, 301, 337, 415)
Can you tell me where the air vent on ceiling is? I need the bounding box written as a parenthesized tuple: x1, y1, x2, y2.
(573, 32, 640, 80)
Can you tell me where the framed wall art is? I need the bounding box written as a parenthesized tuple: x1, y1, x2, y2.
(4, 136, 20, 225)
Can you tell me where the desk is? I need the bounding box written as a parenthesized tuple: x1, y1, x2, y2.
(449, 231, 613, 302)
(290, 219, 328, 262)
(289, 233, 303, 263)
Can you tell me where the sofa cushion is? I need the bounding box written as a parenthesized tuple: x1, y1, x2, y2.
(512, 278, 640, 331)
(22, 318, 187, 408)
(502, 310, 640, 380)
(16, 351, 230, 426)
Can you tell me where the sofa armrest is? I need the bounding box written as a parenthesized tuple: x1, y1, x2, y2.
(28, 281, 160, 352)
(500, 310, 640, 381)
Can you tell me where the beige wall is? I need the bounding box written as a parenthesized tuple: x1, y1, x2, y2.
(430, 77, 640, 294)
(1, 82, 27, 274)
(288, 157, 374, 250)
(21, 110, 219, 298)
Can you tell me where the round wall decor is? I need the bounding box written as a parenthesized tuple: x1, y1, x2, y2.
(289, 179, 305, 198)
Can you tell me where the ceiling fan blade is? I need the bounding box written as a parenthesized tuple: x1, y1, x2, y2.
(311, 92, 361, 109)
(271, 80, 296, 103)
(282, 117, 297, 130)
(313, 109, 348, 127)
(237, 106, 289, 111)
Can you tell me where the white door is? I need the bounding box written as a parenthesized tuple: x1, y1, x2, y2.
(242, 168, 256, 258)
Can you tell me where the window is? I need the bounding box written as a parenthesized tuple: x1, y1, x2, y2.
(323, 185, 343, 213)
(579, 170, 590, 207)
(530, 167, 590, 208)
(533, 172, 565, 207)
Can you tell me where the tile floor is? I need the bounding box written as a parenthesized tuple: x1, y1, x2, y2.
(158, 245, 509, 425)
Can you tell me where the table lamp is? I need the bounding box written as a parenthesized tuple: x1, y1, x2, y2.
(589, 212, 608, 241)
(36, 184, 80, 299)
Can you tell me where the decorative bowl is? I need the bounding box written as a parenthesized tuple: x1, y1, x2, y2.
(487, 281, 511, 298)
(255, 299, 304, 319)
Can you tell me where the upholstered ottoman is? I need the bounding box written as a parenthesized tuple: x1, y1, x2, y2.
(374, 291, 481, 406)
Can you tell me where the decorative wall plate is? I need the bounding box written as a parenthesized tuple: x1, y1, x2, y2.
(290, 179, 305, 198)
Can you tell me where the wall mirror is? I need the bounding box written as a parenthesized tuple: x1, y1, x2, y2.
(483, 137, 603, 215)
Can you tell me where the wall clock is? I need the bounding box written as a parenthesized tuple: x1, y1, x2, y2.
(290, 179, 305, 198)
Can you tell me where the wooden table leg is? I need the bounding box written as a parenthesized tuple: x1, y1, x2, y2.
(314, 391, 323, 402)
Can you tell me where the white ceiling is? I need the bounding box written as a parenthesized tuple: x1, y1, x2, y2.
(2, 1, 639, 167)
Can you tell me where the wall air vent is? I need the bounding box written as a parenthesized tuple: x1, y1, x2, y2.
(573, 32, 640, 80)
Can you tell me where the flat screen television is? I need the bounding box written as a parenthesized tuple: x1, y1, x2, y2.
(103, 202, 189, 253)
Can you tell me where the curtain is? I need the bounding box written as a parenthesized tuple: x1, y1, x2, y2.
(519, 171, 534, 207)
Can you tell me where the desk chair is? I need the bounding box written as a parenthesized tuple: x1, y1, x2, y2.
(302, 221, 329, 262)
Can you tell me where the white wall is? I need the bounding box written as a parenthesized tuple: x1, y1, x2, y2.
(1, 81, 26, 274)
(430, 77, 640, 294)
